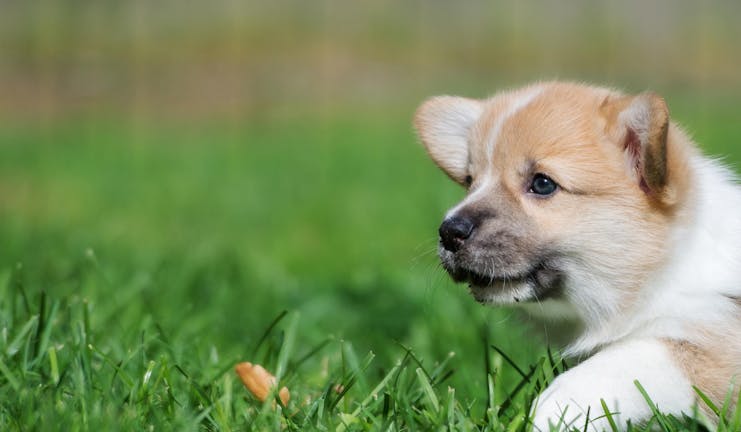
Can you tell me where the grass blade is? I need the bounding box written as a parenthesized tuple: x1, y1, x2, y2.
(32, 291, 46, 359)
(599, 399, 619, 432)
(6, 315, 38, 357)
(693, 385, 720, 416)
(252, 310, 288, 357)
(499, 361, 540, 415)
(48, 346, 60, 386)
(491, 344, 527, 379)
(634, 380, 671, 432)
(416, 367, 440, 413)
(335, 360, 400, 432)
(0, 356, 20, 390)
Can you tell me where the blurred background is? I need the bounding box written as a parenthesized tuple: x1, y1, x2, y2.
(4, 1, 741, 122)
(1, 0, 741, 426)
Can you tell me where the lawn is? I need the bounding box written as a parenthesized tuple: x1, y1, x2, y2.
(0, 100, 739, 430)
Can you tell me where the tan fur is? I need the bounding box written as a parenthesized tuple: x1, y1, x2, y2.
(665, 338, 740, 419)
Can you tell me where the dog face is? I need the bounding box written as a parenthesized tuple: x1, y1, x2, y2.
(415, 82, 690, 316)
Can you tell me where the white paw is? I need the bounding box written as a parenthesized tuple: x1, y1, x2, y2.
(529, 339, 695, 431)
(531, 377, 619, 431)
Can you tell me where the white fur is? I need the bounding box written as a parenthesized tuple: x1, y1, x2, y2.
(533, 339, 695, 431)
(445, 175, 492, 219)
(416, 96, 483, 181)
(618, 95, 652, 147)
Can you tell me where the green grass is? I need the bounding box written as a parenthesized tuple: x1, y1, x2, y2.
(0, 105, 739, 430)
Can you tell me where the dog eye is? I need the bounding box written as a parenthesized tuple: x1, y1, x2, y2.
(529, 173, 558, 196)
(464, 175, 473, 187)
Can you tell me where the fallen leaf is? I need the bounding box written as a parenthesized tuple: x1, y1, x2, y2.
(235, 362, 290, 406)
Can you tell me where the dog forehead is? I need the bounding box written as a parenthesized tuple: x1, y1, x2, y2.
(474, 84, 615, 169)
(508, 93, 598, 155)
(466, 83, 633, 196)
(469, 85, 546, 162)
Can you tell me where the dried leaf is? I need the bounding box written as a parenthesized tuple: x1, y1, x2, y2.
(235, 362, 290, 406)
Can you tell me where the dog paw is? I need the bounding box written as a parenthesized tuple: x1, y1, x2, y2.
(530, 376, 622, 432)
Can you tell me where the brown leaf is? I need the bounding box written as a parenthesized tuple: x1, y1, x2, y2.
(235, 362, 290, 406)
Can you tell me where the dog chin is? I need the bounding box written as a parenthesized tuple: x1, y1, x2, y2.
(467, 279, 537, 305)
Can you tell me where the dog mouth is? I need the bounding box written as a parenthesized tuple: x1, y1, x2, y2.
(446, 260, 563, 304)
(450, 266, 530, 286)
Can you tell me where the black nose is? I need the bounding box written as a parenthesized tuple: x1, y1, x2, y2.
(439, 215, 475, 252)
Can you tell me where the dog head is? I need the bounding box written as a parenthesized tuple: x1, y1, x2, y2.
(415, 82, 692, 318)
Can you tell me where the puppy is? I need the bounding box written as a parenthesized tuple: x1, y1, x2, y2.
(414, 82, 741, 430)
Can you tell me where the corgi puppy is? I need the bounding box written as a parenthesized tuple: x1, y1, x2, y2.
(414, 82, 741, 430)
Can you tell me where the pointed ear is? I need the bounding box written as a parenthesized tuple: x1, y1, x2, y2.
(414, 96, 483, 185)
(602, 92, 670, 197)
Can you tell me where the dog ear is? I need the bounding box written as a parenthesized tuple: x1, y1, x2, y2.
(414, 96, 482, 185)
(601, 92, 670, 197)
